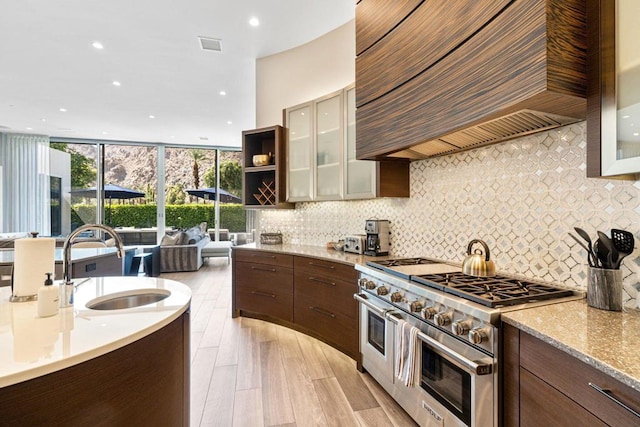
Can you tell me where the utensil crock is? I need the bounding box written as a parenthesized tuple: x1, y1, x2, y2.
(587, 267, 623, 311)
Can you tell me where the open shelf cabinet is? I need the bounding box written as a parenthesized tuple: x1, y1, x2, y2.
(242, 125, 294, 209)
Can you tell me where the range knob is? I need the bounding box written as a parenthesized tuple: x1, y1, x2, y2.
(434, 311, 453, 327)
(421, 306, 438, 320)
(390, 292, 403, 303)
(451, 320, 472, 336)
(376, 286, 389, 296)
(365, 280, 376, 290)
(409, 300, 424, 313)
(358, 278, 368, 287)
(469, 327, 489, 344)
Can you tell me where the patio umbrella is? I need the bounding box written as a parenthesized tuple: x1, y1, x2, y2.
(186, 187, 241, 203)
(71, 184, 145, 200)
(71, 184, 145, 225)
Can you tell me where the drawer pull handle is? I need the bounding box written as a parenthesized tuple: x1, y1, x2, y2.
(309, 276, 336, 287)
(252, 254, 276, 259)
(589, 382, 640, 418)
(251, 266, 277, 272)
(309, 306, 336, 318)
(251, 291, 276, 298)
(308, 262, 335, 270)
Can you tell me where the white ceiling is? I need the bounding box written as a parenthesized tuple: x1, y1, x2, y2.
(0, 1, 354, 148)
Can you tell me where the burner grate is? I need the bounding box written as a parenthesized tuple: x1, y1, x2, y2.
(366, 257, 439, 268)
(412, 272, 573, 307)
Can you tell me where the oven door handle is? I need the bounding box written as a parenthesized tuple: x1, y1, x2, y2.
(354, 293, 395, 317)
(415, 329, 493, 376)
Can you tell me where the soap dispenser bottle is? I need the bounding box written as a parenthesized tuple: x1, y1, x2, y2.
(37, 273, 59, 318)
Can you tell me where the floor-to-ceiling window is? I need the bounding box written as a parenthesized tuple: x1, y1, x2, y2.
(48, 139, 243, 242)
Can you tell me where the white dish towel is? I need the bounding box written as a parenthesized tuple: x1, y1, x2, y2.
(394, 318, 420, 387)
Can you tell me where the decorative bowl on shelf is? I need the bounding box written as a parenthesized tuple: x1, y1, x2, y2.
(252, 153, 272, 167)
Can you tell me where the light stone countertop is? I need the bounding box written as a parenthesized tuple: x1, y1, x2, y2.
(502, 300, 640, 391)
(0, 276, 191, 388)
(232, 242, 391, 266)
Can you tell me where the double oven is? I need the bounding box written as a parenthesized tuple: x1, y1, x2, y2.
(354, 258, 582, 427)
(355, 290, 495, 427)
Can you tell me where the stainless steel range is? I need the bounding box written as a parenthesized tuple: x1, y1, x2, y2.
(354, 257, 583, 427)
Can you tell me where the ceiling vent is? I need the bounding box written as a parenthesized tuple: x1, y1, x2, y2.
(198, 37, 222, 52)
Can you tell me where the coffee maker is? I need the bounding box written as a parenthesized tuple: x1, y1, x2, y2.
(364, 219, 390, 256)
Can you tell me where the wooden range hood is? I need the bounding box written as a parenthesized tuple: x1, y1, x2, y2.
(355, 0, 587, 161)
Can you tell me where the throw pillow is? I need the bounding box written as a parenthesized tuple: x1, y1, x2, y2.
(198, 222, 207, 234)
(161, 233, 181, 246)
(177, 231, 190, 245)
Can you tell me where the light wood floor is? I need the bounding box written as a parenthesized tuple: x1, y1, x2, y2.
(161, 260, 417, 427)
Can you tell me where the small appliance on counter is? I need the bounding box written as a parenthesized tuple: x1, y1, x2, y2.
(344, 235, 366, 254)
(364, 219, 390, 256)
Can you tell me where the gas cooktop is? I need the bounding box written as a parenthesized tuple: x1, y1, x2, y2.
(365, 257, 575, 308)
(412, 272, 574, 308)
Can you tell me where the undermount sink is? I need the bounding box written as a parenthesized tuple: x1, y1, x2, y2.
(87, 289, 171, 310)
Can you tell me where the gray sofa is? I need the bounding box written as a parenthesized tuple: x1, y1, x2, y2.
(160, 225, 211, 273)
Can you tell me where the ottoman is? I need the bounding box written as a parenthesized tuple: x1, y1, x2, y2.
(201, 241, 233, 264)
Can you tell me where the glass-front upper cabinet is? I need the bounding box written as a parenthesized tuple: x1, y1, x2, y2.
(315, 91, 343, 200)
(344, 85, 376, 199)
(588, 0, 640, 177)
(286, 103, 314, 202)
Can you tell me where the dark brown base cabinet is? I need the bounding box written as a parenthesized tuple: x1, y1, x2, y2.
(0, 311, 190, 426)
(232, 249, 358, 360)
(503, 324, 640, 427)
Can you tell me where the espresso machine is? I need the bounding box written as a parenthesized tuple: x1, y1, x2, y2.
(364, 219, 390, 256)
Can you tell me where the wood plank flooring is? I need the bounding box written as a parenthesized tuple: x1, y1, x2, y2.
(162, 260, 417, 427)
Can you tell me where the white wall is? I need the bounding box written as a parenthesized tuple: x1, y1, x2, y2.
(256, 20, 355, 128)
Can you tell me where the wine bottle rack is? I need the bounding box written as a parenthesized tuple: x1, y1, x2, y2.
(253, 180, 276, 205)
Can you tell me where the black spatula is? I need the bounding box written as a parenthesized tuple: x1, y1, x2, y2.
(611, 229, 635, 268)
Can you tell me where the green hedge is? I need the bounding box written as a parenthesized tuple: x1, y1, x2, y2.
(71, 203, 247, 232)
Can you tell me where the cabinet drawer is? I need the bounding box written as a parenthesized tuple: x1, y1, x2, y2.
(520, 367, 607, 427)
(294, 294, 358, 356)
(520, 331, 640, 426)
(234, 249, 293, 268)
(294, 256, 357, 280)
(235, 262, 293, 295)
(236, 288, 293, 322)
(294, 270, 357, 319)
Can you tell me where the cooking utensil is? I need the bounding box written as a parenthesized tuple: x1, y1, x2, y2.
(597, 231, 618, 269)
(462, 239, 496, 277)
(574, 227, 597, 268)
(569, 233, 595, 267)
(611, 229, 635, 268)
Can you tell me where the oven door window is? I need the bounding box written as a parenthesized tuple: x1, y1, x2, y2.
(420, 344, 471, 426)
(367, 310, 385, 355)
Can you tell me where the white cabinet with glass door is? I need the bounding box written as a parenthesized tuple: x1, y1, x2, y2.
(315, 90, 343, 200)
(343, 85, 376, 199)
(286, 103, 314, 202)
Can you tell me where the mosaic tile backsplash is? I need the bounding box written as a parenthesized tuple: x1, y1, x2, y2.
(259, 122, 640, 309)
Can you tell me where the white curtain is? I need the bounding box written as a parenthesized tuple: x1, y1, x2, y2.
(0, 133, 51, 235)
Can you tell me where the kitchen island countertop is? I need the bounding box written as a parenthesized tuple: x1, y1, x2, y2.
(0, 276, 191, 388)
(502, 300, 640, 391)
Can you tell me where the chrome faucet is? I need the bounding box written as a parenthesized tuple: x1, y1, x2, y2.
(60, 224, 125, 307)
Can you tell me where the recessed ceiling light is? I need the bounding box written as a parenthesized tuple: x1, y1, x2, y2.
(227, 121, 232, 125)
(623, 115, 631, 119)
(26, 127, 33, 130)
(149, 115, 155, 119)
(92, 41, 104, 50)
(41, 118, 46, 122)
(199, 137, 209, 141)
(219, 91, 226, 96)
(634, 132, 639, 136)
(249, 17, 260, 27)
(112, 81, 121, 86)
(102, 131, 108, 135)
(59, 108, 67, 112)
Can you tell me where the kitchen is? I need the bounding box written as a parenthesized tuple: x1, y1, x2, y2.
(1, 0, 640, 426)
(243, 0, 640, 426)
